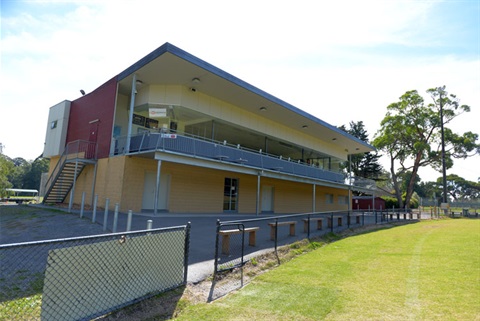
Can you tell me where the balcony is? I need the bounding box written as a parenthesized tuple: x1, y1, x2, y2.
(114, 132, 346, 183)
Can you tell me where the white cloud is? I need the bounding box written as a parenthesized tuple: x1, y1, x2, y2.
(0, 0, 478, 182)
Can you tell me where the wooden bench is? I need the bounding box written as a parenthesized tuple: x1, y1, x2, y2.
(327, 216, 343, 228)
(451, 212, 462, 218)
(219, 227, 260, 255)
(302, 218, 323, 233)
(268, 221, 296, 240)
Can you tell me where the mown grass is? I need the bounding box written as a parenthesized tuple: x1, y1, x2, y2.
(174, 219, 480, 320)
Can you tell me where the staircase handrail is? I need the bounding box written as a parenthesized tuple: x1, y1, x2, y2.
(44, 140, 97, 199)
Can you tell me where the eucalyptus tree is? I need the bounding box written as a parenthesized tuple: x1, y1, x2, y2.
(373, 86, 479, 208)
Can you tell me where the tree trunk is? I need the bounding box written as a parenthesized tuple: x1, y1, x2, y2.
(404, 152, 423, 209)
(390, 156, 404, 208)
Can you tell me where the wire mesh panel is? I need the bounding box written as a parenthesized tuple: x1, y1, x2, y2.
(215, 223, 247, 273)
(0, 225, 190, 321)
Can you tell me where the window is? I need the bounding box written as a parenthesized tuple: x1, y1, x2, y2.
(338, 195, 349, 205)
(223, 178, 238, 211)
(325, 193, 334, 204)
(50, 120, 58, 129)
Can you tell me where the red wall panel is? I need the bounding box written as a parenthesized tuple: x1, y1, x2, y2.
(66, 77, 117, 159)
(352, 197, 386, 210)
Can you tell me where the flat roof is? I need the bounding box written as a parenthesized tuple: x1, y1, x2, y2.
(116, 42, 375, 155)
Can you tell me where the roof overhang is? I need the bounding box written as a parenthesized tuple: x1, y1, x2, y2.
(117, 42, 374, 155)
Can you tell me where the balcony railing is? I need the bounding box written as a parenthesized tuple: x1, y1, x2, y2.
(114, 132, 346, 183)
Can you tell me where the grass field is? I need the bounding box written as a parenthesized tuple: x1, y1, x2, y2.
(173, 219, 480, 320)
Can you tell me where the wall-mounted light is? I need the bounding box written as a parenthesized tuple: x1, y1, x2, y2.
(136, 80, 144, 86)
(259, 106, 267, 111)
(192, 77, 201, 84)
(302, 125, 308, 129)
(332, 138, 337, 141)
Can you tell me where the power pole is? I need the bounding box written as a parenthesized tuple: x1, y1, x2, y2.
(439, 86, 448, 209)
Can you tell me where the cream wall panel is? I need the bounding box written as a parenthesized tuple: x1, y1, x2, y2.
(94, 157, 126, 210)
(121, 157, 158, 212)
(236, 174, 258, 213)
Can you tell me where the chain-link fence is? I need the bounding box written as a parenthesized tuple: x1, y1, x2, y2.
(210, 210, 419, 300)
(0, 224, 190, 321)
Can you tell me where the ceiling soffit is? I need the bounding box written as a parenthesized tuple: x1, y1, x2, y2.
(116, 43, 374, 155)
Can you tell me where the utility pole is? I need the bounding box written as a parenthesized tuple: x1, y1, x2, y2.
(439, 86, 448, 209)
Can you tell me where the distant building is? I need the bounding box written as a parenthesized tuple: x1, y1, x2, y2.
(42, 43, 375, 214)
(352, 196, 386, 210)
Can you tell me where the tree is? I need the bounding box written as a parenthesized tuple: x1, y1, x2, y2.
(437, 174, 480, 200)
(23, 157, 49, 190)
(0, 154, 13, 197)
(339, 121, 383, 180)
(373, 87, 480, 209)
(7, 157, 31, 189)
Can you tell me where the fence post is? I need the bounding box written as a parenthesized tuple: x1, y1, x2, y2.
(330, 213, 334, 233)
(213, 220, 221, 276)
(68, 189, 74, 213)
(126, 210, 133, 232)
(103, 198, 110, 231)
(307, 214, 311, 239)
(183, 222, 191, 284)
(113, 203, 119, 233)
(274, 218, 279, 264)
(92, 194, 98, 223)
(80, 192, 86, 218)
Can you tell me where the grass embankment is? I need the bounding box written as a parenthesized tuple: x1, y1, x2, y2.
(174, 219, 480, 320)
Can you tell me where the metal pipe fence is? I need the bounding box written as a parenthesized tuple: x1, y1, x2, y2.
(210, 209, 419, 300)
(0, 224, 190, 321)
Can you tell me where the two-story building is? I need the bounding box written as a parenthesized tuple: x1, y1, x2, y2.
(42, 42, 375, 215)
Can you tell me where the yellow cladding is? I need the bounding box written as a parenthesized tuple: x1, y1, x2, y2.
(53, 155, 349, 214)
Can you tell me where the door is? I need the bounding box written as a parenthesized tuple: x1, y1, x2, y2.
(141, 171, 170, 211)
(223, 178, 238, 212)
(261, 185, 274, 213)
(87, 121, 98, 158)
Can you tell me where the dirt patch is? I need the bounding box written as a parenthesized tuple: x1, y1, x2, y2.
(0, 204, 106, 244)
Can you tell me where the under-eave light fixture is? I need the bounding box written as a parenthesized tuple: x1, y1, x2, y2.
(259, 106, 267, 111)
(302, 125, 308, 129)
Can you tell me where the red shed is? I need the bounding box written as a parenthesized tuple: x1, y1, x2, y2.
(352, 196, 386, 210)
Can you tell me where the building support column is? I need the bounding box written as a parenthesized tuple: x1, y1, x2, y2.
(154, 159, 162, 216)
(125, 74, 137, 154)
(312, 183, 316, 213)
(256, 173, 261, 216)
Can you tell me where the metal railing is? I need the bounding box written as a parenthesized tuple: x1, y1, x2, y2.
(0, 224, 190, 321)
(114, 132, 346, 183)
(44, 140, 97, 197)
(210, 209, 419, 300)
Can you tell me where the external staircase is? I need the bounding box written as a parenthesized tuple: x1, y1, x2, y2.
(43, 140, 97, 204)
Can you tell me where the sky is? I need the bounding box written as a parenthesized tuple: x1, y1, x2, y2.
(1, 0, 479, 183)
